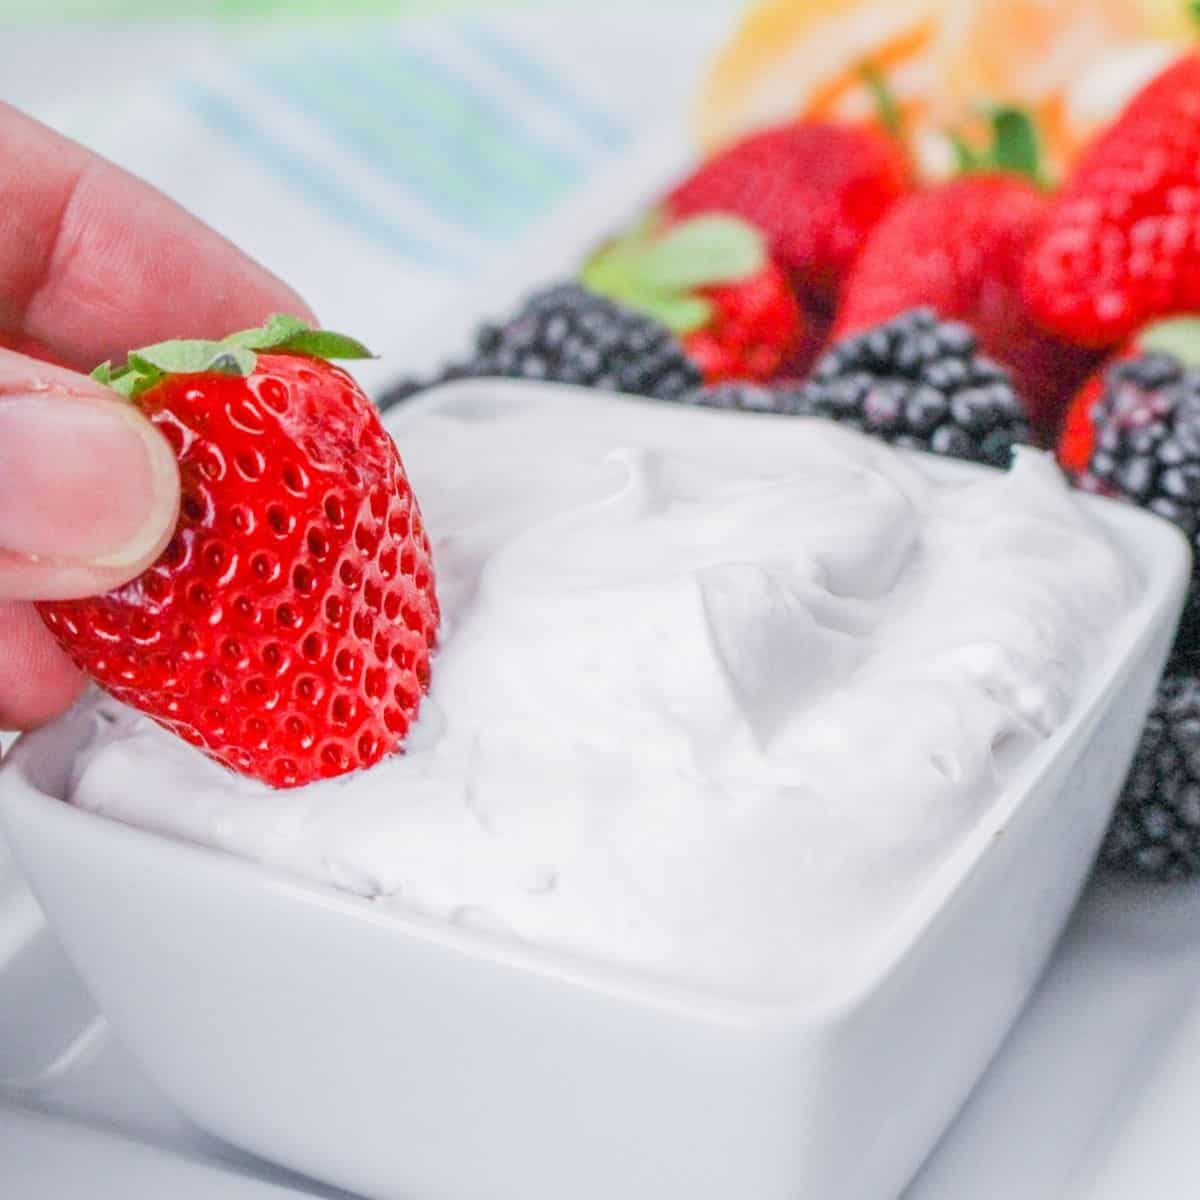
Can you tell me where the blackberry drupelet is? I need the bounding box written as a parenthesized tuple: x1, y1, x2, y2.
(1101, 669, 1200, 880)
(797, 308, 1033, 467)
(376, 284, 701, 412)
(1079, 351, 1200, 648)
(679, 382, 807, 414)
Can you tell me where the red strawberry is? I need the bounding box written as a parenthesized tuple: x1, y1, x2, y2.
(680, 261, 806, 383)
(1057, 368, 1108, 474)
(1023, 53, 1200, 349)
(582, 214, 806, 383)
(37, 316, 439, 790)
(1056, 316, 1200, 473)
(835, 113, 1101, 441)
(665, 120, 910, 310)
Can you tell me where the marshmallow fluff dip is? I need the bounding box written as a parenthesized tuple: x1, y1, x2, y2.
(66, 387, 1138, 1002)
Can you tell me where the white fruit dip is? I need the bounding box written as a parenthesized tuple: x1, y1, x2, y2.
(65, 386, 1137, 1001)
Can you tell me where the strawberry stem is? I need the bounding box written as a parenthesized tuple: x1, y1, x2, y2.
(860, 62, 901, 138)
(951, 107, 1044, 186)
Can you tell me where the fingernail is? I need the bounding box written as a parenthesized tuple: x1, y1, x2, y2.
(0, 394, 179, 569)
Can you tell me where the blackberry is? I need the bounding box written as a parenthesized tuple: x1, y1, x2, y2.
(1100, 670, 1200, 880)
(679, 382, 808, 415)
(1080, 352, 1200, 648)
(797, 308, 1033, 467)
(377, 284, 700, 413)
(1081, 352, 1198, 513)
(376, 375, 427, 409)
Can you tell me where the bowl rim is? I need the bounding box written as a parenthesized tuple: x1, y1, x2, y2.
(2, 381, 1192, 1032)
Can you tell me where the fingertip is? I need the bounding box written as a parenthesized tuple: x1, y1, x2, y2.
(84, 397, 182, 573)
(0, 390, 181, 600)
(0, 602, 86, 729)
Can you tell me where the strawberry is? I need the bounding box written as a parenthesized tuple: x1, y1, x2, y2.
(664, 120, 910, 311)
(835, 111, 1101, 441)
(1023, 53, 1200, 349)
(1057, 368, 1108, 475)
(581, 214, 806, 383)
(36, 315, 439, 790)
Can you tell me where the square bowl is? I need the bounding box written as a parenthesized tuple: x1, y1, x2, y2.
(0, 383, 1191, 1200)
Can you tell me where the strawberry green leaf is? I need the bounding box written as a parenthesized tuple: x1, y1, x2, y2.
(1140, 316, 1200, 368)
(580, 214, 763, 334)
(950, 132, 979, 174)
(107, 373, 142, 399)
(130, 340, 256, 377)
(581, 240, 645, 298)
(638, 292, 714, 334)
(223, 312, 310, 351)
(633, 215, 765, 292)
(952, 106, 1043, 186)
(988, 107, 1041, 180)
(268, 328, 374, 360)
(223, 315, 373, 360)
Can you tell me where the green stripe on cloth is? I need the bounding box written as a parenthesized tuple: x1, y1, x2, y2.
(0, 0, 545, 21)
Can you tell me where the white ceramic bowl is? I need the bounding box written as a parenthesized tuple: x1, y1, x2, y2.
(0, 397, 1190, 1200)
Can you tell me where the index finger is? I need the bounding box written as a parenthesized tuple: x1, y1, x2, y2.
(0, 102, 314, 372)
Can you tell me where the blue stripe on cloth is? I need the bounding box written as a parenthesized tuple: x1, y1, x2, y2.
(176, 81, 471, 273)
(248, 50, 533, 238)
(459, 21, 629, 153)
(360, 38, 585, 204)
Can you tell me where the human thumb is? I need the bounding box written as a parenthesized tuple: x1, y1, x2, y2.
(0, 349, 179, 601)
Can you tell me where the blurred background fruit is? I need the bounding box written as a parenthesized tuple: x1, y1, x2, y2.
(696, 0, 1192, 182)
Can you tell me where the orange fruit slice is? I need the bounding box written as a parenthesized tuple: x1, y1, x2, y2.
(697, 0, 943, 150)
(695, 0, 1195, 181)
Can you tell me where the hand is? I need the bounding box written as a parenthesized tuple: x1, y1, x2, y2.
(0, 102, 313, 729)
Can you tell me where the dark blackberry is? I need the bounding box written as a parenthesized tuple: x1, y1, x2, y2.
(1081, 352, 1196, 513)
(376, 284, 700, 413)
(376, 375, 428, 409)
(1100, 669, 1200, 880)
(679, 382, 808, 415)
(797, 308, 1033, 467)
(1079, 352, 1200, 648)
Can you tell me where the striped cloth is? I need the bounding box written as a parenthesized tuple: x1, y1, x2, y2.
(11, 7, 738, 393)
